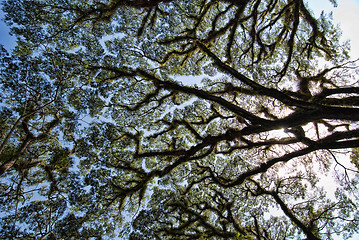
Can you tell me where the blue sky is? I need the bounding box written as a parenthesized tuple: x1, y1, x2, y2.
(0, 5, 16, 51)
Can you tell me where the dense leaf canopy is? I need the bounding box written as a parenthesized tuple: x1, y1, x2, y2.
(1, 0, 359, 239)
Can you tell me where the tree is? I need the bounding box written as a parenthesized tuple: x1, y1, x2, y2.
(0, 38, 81, 239)
(2, 0, 359, 239)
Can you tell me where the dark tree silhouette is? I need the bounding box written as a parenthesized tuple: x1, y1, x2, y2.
(1, 0, 359, 239)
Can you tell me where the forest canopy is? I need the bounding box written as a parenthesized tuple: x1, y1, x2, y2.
(1, 0, 359, 239)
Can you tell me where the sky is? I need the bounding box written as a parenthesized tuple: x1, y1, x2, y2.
(0, 4, 16, 51)
(307, 0, 359, 59)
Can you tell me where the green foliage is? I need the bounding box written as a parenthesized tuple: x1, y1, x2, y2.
(50, 148, 71, 171)
(235, 233, 255, 240)
(351, 148, 359, 171)
(1, 0, 359, 239)
(0, 148, 17, 165)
